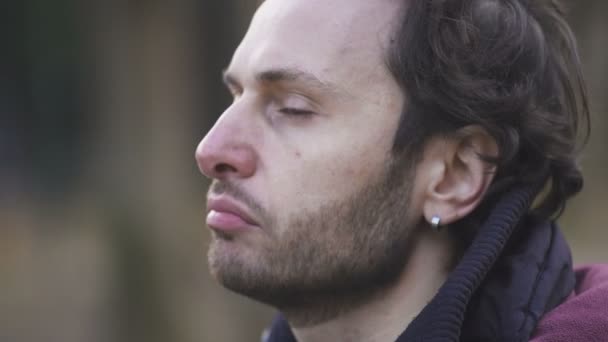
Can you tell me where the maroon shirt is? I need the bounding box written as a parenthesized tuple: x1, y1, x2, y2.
(532, 264, 608, 341)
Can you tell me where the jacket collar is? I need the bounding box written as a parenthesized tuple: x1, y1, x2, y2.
(458, 217, 575, 341)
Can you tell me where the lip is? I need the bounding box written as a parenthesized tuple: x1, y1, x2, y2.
(206, 196, 259, 233)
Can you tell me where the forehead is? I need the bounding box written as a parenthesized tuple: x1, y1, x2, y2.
(227, 0, 403, 88)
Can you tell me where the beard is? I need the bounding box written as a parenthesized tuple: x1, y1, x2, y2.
(206, 157, 419, 326)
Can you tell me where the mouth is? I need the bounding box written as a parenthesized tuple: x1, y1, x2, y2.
(206, 196, 260, 233)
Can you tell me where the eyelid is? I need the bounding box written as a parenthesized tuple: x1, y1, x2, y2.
(278, 92, 320, 112)
(225, 84, 242, 98)
(222, 71, 243, 95)
(279, 107, 315, 116)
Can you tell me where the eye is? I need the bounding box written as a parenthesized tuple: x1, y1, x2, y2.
(227, 88, 241, 100)
(279, 107, 315, 116)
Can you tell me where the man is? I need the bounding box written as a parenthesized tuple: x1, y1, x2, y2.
(196, 0, 608, 341)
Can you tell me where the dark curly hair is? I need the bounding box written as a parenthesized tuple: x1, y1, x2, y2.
(387, 0, 590, 225)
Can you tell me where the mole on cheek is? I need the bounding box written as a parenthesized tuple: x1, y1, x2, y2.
(294, 151, 302, 158)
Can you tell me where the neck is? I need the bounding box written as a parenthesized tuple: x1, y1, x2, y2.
(290, 230, 457, 342)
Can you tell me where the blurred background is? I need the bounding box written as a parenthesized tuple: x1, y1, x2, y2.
(1, 1, 606, 341)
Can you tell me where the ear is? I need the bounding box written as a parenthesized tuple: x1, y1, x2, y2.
(419, 126, 498, 227)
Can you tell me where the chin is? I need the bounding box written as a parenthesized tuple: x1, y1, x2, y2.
(208, 235, 257, 282)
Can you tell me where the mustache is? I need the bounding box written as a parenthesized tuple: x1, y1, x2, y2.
(208, 181, 269, 223)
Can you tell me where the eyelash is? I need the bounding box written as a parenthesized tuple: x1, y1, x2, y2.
(279, 108, 315, 116)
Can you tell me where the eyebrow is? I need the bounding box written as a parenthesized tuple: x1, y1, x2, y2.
(222, 67, 348, 98)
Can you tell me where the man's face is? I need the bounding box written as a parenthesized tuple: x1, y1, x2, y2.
(196, 0, 424, 313)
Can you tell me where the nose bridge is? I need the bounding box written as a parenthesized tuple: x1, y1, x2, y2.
(196, 104, 258, 179)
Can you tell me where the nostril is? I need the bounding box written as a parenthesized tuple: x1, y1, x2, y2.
(215, 163, 238, 174)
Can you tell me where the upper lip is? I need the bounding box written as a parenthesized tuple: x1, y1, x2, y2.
(207, 196, 259, 226)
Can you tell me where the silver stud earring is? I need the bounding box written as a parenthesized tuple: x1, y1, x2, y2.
(430, 216, 441, 232)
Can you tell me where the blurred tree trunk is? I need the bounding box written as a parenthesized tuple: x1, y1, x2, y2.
(85, 0, 201, 341)
(85, 1, 271, 341)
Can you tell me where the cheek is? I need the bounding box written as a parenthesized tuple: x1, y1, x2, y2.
(271, 145, 388, 216)
(259, 108, 399, 225)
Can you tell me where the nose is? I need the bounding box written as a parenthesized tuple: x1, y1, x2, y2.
(195, 114, 257, 180)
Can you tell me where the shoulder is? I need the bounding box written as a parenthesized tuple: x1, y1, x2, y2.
(530, 264, 608, 342)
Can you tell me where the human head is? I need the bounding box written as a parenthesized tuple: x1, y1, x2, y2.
(195, 0, 588, 319)
(197, 0, 428, 322)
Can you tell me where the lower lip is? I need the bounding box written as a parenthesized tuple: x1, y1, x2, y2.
(206, 210, 257, 232)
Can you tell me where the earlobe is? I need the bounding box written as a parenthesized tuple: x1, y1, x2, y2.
(421, 126, 498, 227)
